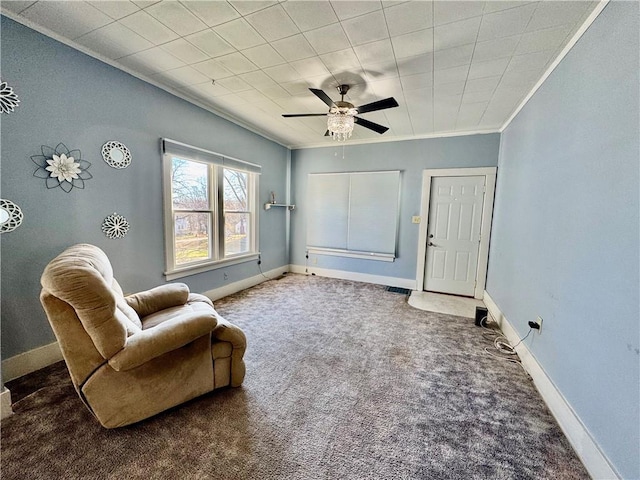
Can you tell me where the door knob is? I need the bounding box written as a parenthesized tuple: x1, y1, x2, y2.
(428, 242, 436, 247)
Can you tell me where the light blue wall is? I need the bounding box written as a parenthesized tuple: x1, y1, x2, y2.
(486, 2, 639, 478)
(291, 134, 500, 281)
(0, 17, 288, 361)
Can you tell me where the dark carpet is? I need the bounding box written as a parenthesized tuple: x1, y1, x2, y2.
(1, 274, 588, 479)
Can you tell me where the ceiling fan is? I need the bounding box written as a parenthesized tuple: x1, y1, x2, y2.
(282, 84, 399, 141)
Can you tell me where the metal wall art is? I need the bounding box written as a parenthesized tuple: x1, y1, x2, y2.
(32, 143, 92, 192)
(0, 81, 20, 114)
(101, 141, 131, 169)
(0, 199, 24, 233)
(102, 212, 130, 239)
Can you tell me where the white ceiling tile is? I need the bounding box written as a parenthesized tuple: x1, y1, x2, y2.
(433, 1, 485, 26)
(499, 69, 538, 89)
(192, 59, 235, 80)
(353, 39, 395, 66)
(214, 18, 265, 50)
(75, 22, 153, 59)
(119, 10, 179, 44)
(483, 2, 534, 14)
(434, 81, 465, 96)
(21, 1, 113, 39)
(319, 48, 360, 72)
(259, 83, 291, 100)
(362, 62, 400, 81)
(146, 1, 208, 36)
(464, 75, 501, 93)
(391, 29, 433, 59)
(88, 1, 139, 20)
(181, 1, 240, 27)
(506, 49, 554, 74)
(290, 57, 330, 77)
(272, 34, 316, 61)
(241, 44, 287, 68)
(304, 23, 350, 55)
(264, 64, 301, 83)
(161, 38, 208, 64)
(472, 35, 520, 62)
(434, 44, 473, 70)
(183, 82, 232, 100)
(282, 80, 313, 96)
(434, 65, 468, 85)
(332, 70, 368, 89)
(434, 16, 480, 51)
(215, 52, 259, 74)
(515, 24, 572, 55)
(369, 77, 403, 98)
(215, 76, 253, 92)
(384, 1, 433, 37)
(118, 46, 185, 75)
(239, 70, 276, 88)
(341, 10, 389, 46)
(235, 89, 271, 104)
(330, 0, 382, 21)
(477, 3, 537, 41)
(281, 1, 339, 31)
(468, 57, 509, 80)
(462, 89, 494, 104)
(400, 72, 432, 91)
(228, 1, 277, 16)
(185, 29, 235, 57)
(526, 1, 592, 32)
(245, 4, 299, 42)
(0, 1, 36, 15)
(155, 65, 210, 87)
(210, 93, 249, 107)
(457, 101, 487, 127)
(397, 53, 433, 76)
(131, 1, 160, 8)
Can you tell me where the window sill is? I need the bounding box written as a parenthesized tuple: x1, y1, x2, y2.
(164, 253, 260, 281)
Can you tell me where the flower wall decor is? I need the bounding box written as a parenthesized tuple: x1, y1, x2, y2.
(0, 199, 24, 233)
(32, 143, 92, 192)
(0, 81, 20, 114)
(102, 213, 130, 239)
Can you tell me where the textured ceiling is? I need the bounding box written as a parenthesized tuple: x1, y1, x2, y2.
(2, 1, 599, 148)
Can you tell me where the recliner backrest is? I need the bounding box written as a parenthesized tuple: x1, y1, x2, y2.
(40, 244, 141, 359)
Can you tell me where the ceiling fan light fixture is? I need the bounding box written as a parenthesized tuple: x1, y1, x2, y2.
(327, 106, 357, 142)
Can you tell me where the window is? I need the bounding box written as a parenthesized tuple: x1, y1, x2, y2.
(162, 139, 259, 280)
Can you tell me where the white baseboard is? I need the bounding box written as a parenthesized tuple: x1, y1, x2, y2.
(289, 264, 416, 290)
(1, 341, 63, 383)
(202, 264, 289, 301)
(1, 387, 13, 420)
(483, 291, 620, 480)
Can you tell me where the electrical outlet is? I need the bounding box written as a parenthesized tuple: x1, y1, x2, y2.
(223, 272, 228, 280)
(312, 258, 318, 265)
(411, 216, 421, 224)
(528, 316, 543, 333)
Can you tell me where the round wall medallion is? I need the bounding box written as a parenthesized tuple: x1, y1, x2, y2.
(102, 212, 130, 239)
(0, 199, 24, 233)
(101, 141, 131, 169)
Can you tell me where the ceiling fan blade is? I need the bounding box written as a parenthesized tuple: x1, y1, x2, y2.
(324, 130, 330, 137)
(354, 116, 389, 134)
(309, 88, 334, 108)
(356, 97, 399, 114)
(282, 113, 328, 117)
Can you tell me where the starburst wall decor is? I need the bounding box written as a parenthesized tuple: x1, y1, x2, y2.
(102, 213, 130, 239)
(0, 81, 20, 114)
(32, 143, 92, 192)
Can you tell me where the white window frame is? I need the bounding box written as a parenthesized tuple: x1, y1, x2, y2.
(162, 143, 260, 281)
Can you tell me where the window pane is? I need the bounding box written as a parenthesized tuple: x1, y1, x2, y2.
(224, 212, 250, 256)
(172, 157, 208, 210)
(174, 212, 210, 265)
(224, 169, 248, 211)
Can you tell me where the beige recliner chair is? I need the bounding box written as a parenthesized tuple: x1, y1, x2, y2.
(39, 243, 246, 428)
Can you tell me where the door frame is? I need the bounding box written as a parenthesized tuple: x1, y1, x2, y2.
(415, 167, 497, 299)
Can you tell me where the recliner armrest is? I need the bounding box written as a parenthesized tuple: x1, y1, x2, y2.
(125, 283, 190, 317)
(108, 312, 217, 371)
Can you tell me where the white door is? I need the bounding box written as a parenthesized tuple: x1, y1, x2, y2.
(424, 176, 486, 296)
